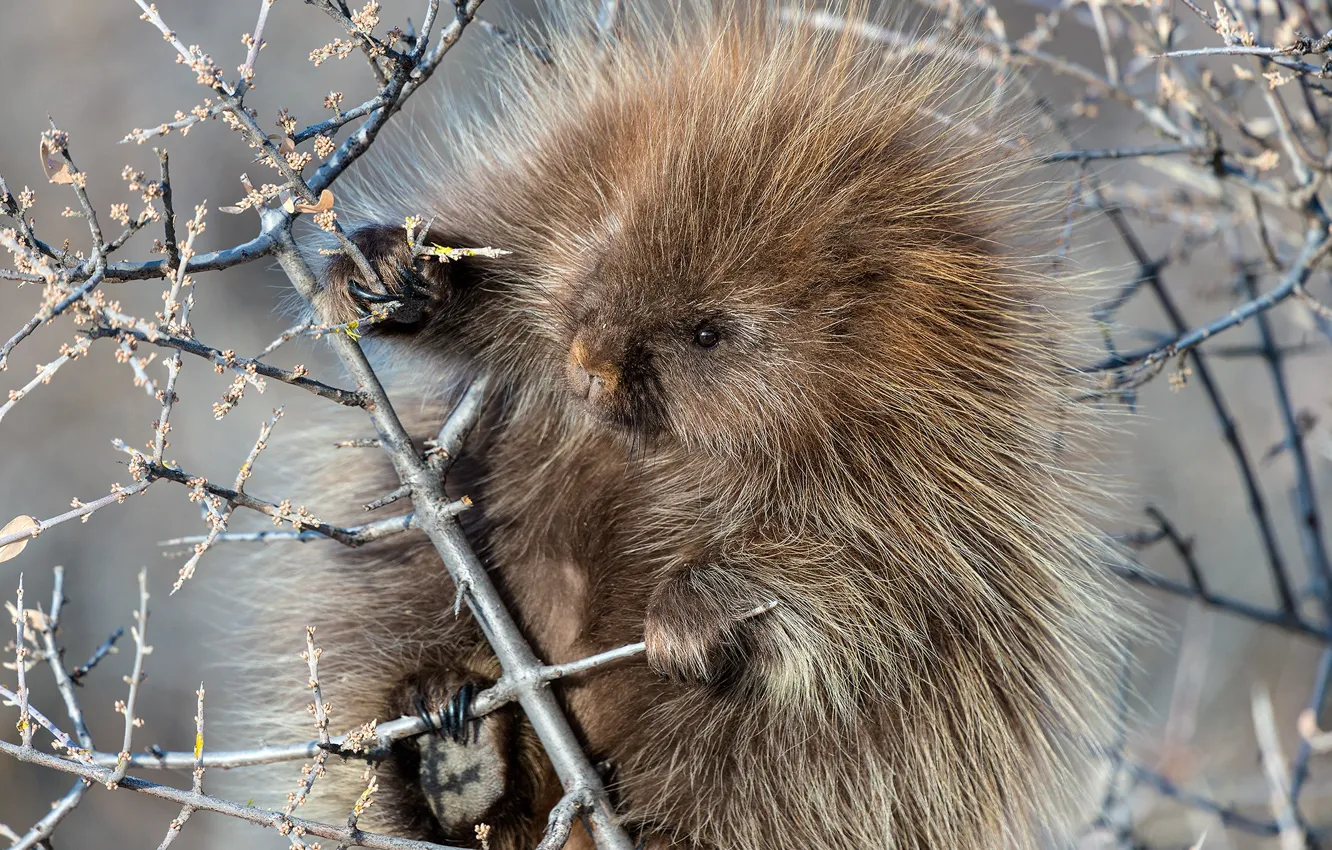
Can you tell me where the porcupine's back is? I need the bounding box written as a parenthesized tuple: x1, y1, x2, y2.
(234, 5, 1131, 849)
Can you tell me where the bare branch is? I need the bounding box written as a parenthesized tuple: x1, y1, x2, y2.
(106, 569, 150, 787)
(155, 683, 205, 850)
(1090, 226, 1332, 377)
(170, 408, 284, 592)
(0, 686, 88, 758)
(38, 568, 94, 746)
(1252, 685, 1306, 849)
(8, 781, 90, 850)
(156, 508, 449, 548)
(54, 641, 647, 771)
(0, 738, 466, 850)
(0, 480, 154, 551)
(272, 223, 635, 846)
(11, 576, 33, 748)
(89, 324, 365, 408)
(237, 0, 277, 93)
(0, 338, 90, 425)
(69, 628, 124, 684)
(535, 788, 590, 850)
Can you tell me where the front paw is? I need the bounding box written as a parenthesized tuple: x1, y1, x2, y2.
(318, 224, 433, 326)
(644, 568, 765, 684)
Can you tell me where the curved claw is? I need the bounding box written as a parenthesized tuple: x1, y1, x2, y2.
(399, 265, 431, 298)
(348, 280, 401, 304)
(414, 692, 440, 737)
(462, 682, 477, 743)
(443, 682, 477, 744)
(412, 682, 480, 742)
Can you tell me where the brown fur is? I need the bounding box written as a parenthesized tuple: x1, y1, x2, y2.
(242, 5, 1128, 849)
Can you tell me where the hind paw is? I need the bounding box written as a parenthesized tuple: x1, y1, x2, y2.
(388, 670, 512, 836)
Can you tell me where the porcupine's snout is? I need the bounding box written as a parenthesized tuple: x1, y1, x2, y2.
(568, 334, 621, 407)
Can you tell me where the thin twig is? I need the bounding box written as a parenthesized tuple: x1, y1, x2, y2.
(156, 508, 449, 547)
(0, 739, 465, 850)
(39, 568, 93, 745)
(171, 408, 284, 592)
(156, 684, 206, 850)
(284, 627, 331, 833)
(0, 479, 154, 552)
(12, 576, 33, 748)
(237, 0, 277, 94)
(1042, 144, 1205, 163)
(58, 640, 647, 770)
(1252, 685, 1307, 849)
(0, 686, 87, 757)
(107, 569, 150, 787)
(1244, 268, 1332, 614)
(535, 788, 590, 850)
(69, 628, 124, 684)
(0, 339, 91, 425)
(9, 572, 99, 850)
(9, 781, 90, 850)
(89, 324, 365, 407)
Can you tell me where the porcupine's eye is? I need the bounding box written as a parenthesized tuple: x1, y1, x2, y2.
(693, 322, 721, 349)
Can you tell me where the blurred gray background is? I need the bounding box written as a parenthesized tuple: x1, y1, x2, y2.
(2, 1, 1331, 848)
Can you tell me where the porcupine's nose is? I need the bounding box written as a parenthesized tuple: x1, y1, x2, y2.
(569, 335, 619, 406)
(573, 363, 609, 404)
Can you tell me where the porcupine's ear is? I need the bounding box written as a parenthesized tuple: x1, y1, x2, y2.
(316, 223, 493, 335)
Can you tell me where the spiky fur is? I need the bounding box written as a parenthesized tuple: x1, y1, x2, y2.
(240, 5, 1128, 849)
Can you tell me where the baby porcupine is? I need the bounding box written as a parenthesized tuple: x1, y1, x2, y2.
(246, 5, 1128, 849)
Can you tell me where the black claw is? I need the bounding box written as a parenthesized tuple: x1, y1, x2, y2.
(348, 280, 401, 304)
(441, 690, 457, 740)
(414, 692, 440, 737)
(442, 682, 477, 744)
(400, 265, 431, 298)
(415, 682, 480, 742)
(462, 682, 478, 743)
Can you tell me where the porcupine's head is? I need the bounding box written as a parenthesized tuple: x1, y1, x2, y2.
(522, 34, 1061, 469)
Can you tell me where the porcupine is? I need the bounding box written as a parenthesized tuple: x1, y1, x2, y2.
(245, 4, 1129, 849)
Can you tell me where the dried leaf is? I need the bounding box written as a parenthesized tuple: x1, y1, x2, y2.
(279, 189, 297, 214)
(0, 516, 39, 563)
(39, 140, 75, 185)
(267, 134, 297, 154)
(218, 205, 248, 215)
(294, 189, 334, 214)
